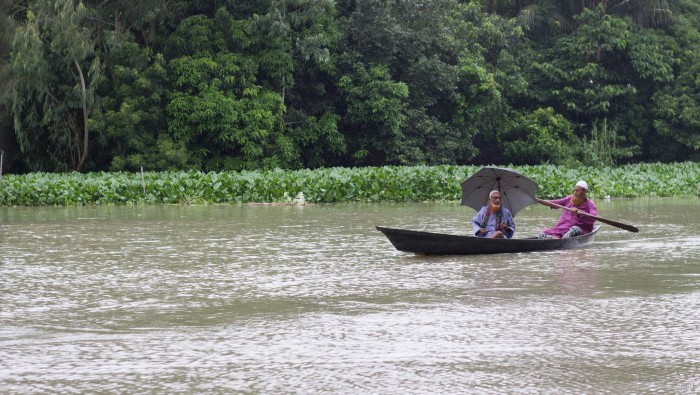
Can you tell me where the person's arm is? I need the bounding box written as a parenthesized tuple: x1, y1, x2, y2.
(586, 200, 597, 216)
(471, 208, 486, 236)
(549, 196, 571, 208)
(576, 200, 598, 224)
(502, 209, 515, 238)
(572, 199, 597, 214)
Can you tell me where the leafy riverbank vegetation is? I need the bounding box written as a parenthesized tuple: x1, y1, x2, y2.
(1, 1, 700, 174)
(0, 163, 697, 206)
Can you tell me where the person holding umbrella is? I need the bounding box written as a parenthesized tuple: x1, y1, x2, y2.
(471, 190, 516, 239)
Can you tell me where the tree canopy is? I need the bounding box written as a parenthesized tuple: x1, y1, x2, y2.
(0, 0, 698, 173)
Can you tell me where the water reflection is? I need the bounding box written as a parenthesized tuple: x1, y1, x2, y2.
(553, 250, 598, 296)
(0, 199, 698, 394)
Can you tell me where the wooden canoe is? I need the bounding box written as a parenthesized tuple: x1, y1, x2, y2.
(376, 225, 601, 255)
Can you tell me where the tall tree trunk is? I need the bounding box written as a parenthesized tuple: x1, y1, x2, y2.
(74, 59, 89, 172)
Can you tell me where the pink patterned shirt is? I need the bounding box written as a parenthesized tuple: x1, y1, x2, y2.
(542, 196, 597, 237)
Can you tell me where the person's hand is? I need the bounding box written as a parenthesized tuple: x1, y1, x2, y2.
(500, 222, 509, 231)
(479, 228, 487, 235)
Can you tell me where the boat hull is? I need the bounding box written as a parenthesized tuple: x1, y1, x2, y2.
(376, 225, 601, 255)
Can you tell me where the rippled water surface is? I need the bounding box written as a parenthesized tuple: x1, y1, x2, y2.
(1, 199, 698, 394)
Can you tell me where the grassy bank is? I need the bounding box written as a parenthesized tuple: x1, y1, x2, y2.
(0, 163, 697, 206)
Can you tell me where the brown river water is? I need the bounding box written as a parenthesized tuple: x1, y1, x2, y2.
(1, 198, 698, 394)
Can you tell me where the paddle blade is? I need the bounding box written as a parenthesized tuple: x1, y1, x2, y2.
(595, 216, 639, 233)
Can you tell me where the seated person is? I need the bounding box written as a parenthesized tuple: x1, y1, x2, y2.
(538, 180, 597, 239)
(471, 190, 515, 239)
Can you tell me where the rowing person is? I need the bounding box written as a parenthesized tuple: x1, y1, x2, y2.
(471, 190, 515, 239)
(537, 180, 597, 239)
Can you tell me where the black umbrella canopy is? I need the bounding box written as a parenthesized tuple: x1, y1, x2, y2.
(460, 166, 538, 216)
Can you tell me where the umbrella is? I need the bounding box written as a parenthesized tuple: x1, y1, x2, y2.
(460, 166, 537, 216)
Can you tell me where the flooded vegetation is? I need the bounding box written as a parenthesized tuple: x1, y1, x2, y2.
(0, 162, 697, 206)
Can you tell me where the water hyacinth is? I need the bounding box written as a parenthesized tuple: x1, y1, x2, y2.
(0, 163, 697, 206)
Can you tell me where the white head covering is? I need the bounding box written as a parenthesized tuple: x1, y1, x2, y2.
(489, 190, 500, 197)
(575, 180, 588, 190)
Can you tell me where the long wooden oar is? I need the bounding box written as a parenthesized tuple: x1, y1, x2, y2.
(535, 197, 639, 233)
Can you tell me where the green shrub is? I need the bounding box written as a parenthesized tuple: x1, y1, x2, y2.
(0, 163, 697, 206)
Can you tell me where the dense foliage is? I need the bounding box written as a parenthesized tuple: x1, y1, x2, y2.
(0, 0, 699, 173)
(0, 163, 697, 206)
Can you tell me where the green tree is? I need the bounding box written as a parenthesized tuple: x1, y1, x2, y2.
(253, 0, 337, 100)
(524, 2, 685, 162)
(501, 107, 577, 165)
(0, 0, 18, 169)
(451, 2, 532, 164)
(8, 0, 102, 172)
(520, 0, 672, 32)
(252, 0, 345, 168)
(88, 0, 187, 47)
(337, 62, 409, 165)
(649, 0, 700, 160)
(91, 40, 184, 170)
(4, 0, 699, 171)
(338, 0, 527, 165)
(165, 12, 293, 170)
(525, 7, 641, 155)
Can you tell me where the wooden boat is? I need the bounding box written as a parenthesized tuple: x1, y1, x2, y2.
(376, 225, 601, 255)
